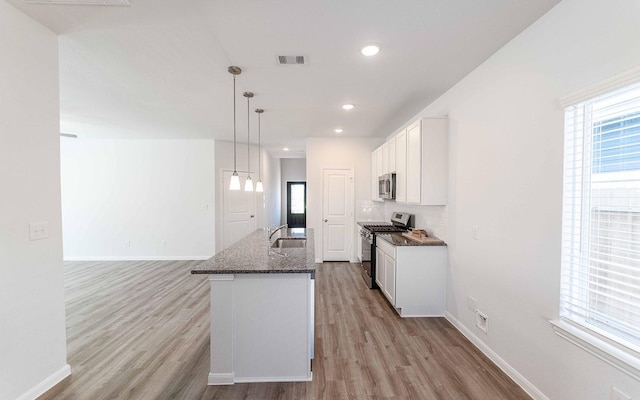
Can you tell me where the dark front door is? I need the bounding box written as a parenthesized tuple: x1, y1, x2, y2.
(286, 181, 306, 228)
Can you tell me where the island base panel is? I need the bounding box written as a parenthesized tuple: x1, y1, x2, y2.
(208, 273, 313, 385)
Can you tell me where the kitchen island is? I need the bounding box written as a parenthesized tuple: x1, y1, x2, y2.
(191, 228, 315, 385)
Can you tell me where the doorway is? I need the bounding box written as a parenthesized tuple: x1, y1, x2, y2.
(286, 181, 306, 228)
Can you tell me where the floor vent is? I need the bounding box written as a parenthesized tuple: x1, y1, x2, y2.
(277, 55, 308, 65)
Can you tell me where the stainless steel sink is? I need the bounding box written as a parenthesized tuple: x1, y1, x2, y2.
(271, 238, 307, 248)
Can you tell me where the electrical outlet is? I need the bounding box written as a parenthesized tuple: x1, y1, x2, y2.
(472, 225, 479, 240)
(162, 240, 167, 247)
(611, 386, 631, 400)
(29, 222, 49, 241)
(476, 310, 488, 334)
(467, 296, 477, 311)
(126, 240, 131, 247)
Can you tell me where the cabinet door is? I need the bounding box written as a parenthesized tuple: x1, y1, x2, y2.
(395, 131, 407, 203)
(376, 146, 384, 178)
(381, 142, 389, 175)
(421, 118, 449, 205)
(371, 148, 380, 201)
(375, 247, 384, 288)
(383, 253, 395, 305)
(388, 137, 396, 173)
(406, 120, 422, 204)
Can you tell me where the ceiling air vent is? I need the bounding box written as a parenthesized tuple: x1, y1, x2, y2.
(21, 0, 129, 5)
(277, 55, 308, 65)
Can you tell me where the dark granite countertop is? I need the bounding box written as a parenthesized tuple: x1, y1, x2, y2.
(377, 233, 446, 247)
(191, 228, 315, 275)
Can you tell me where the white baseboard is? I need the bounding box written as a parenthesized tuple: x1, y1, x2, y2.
(444, 312, 549, 400)
(64, 255, 211, 261)
(234, 374, 313, 383)
(17, 364, 71, 400)
(208, 372, 312, 386)
(208, 372, 234, 385)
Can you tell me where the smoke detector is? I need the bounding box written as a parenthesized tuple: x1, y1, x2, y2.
(276, 55, 308, 65)
(21, 0, 129, 5)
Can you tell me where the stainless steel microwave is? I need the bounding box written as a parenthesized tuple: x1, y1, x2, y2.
(378, 173, 396, 199)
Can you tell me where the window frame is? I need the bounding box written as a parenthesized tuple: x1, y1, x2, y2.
(553, 66, 640, 381)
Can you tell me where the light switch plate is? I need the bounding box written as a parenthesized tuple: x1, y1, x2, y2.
(467, 296, 477, 311)
(476, 310, 488, 334)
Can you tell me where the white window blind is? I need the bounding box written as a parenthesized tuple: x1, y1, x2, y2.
(561, 80, 640, 354)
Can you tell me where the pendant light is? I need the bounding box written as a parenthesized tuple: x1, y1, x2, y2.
(228, 66, 242, 190)
(255, 108, 264, 192)
(243, 91, 254, 191)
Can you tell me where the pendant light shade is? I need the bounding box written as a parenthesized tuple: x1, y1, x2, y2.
(244, 176, 254, 191)
(243, 91, 254, 192)
(228, 66, 242, 191)
(255, 108, 264, 192)
(229, 173, 241, 190)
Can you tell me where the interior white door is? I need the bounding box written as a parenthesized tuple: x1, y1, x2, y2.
(223, 170, 256, 249)
(322, 168, 353, 261)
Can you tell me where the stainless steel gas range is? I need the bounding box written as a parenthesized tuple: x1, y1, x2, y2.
(358, 212, 413, 289)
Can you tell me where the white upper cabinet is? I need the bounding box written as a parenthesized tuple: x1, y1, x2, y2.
(406, 120, 422, 204)
(388, 136, 396, 173)
(376, 145, 384, 176)
(396, 118, 448, 205)
(371, 146, 383, 202)
(395, 131, 407, 203)
(372, 118, 446, 204)
(381, 142, 389, 175)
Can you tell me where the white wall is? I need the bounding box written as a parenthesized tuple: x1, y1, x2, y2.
(0, 3, 69, 399)
(263, 147, 282, 229)
(403, 0, 640, 398)
(60, 139, 215, 260)
(280, 158, 306, 225)
(306, 137, 382, 261)
(214, 140, 280, 252)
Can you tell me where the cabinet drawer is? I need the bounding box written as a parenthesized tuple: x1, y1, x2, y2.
(376, 238, 395, 258)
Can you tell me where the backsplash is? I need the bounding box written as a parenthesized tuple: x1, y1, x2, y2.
(356, 200, 385, 221)
(355, 199, 448, 242)
(384, 203, 448, 242)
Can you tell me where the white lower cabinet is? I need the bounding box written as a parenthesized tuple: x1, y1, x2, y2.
(376, 240, 396, 305)
(376, 238, 446, 317)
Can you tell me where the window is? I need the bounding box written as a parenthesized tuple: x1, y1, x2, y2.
(558, 79, 640, 376)
(290, 183, 305, 214)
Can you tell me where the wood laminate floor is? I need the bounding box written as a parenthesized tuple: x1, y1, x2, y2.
(39, 260, 531, 400)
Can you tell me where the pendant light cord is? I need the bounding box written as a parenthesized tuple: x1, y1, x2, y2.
(246, 95, 251, 176)
(233, 74, 237, 172)
(258, 112, 261, 180)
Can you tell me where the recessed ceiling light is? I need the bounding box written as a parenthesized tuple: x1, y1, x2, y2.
(283, 147, 290, 151)
(334, 128, 344, 133)
(342, 104, 354, 110)
(361, 44, 380, 56)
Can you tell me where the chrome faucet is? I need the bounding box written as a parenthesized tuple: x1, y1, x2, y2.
(268, 224, 288, 240)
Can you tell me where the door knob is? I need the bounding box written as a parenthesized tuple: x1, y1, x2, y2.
(324, 219, 328, 222)
(250, 215, 255, 218)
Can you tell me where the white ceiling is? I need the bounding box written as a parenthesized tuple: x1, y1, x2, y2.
(7, 0, 560, 158)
